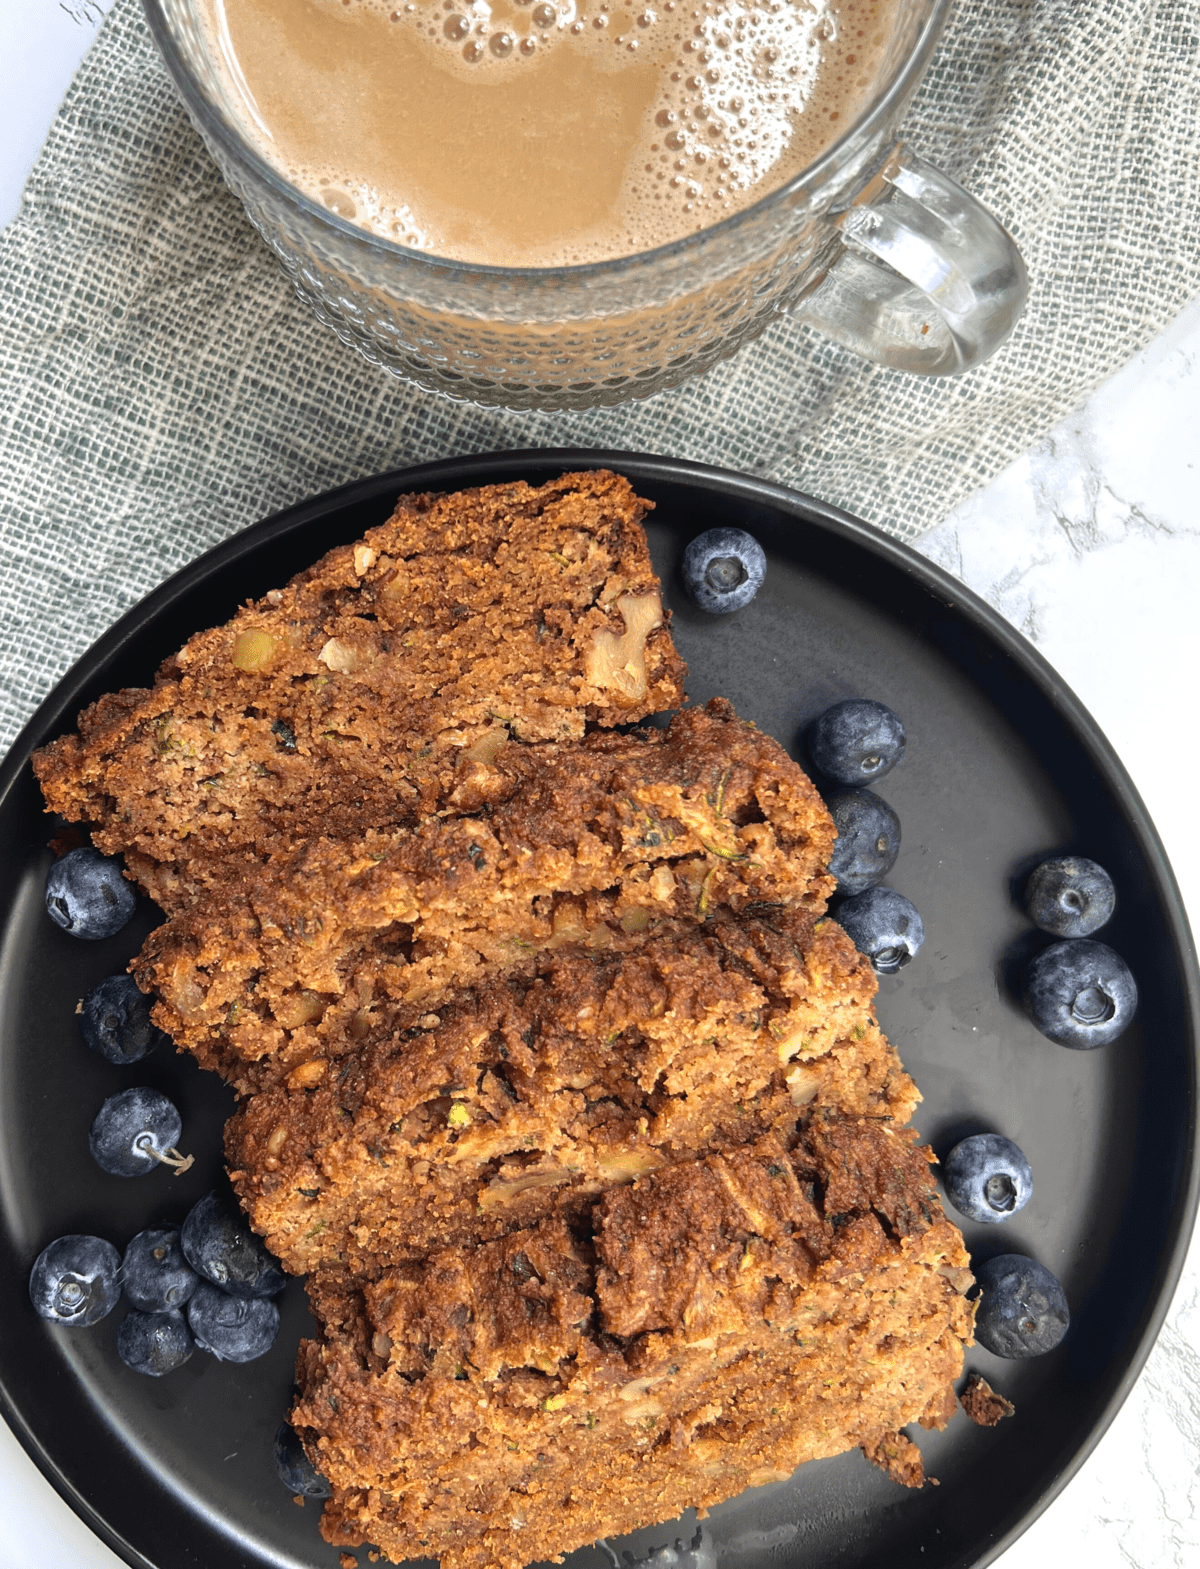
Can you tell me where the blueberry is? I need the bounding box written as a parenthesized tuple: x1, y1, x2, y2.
(1025, 856, 1116, 938)
(942, 1135, 1033, 1225)
(89, 1087, 191, 1178)
(122, 1227, 199, 1312)
(187, 1281, 279, 1362)
(181, 1191, 286, 1300)
(79, 974, 169, 1065)
(1023, 938, 1137, 1049)
(973, 1254, 1069, 1357)
(44, 847, 136, 940)
(117, 1309, 194, 1376)
(274, 1422, 331, 1498)
(809, 699, 906, 787)
(682, 528, 766, 614)
(836, 886, 924, 974)
(29, 1235, 121, 1327)
(825, 790, 900, 895)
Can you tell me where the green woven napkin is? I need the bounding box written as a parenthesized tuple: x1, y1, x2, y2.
(2, 0, 1198, 754)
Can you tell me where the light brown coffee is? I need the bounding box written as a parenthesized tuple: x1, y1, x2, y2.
(203, 0, 900, 267)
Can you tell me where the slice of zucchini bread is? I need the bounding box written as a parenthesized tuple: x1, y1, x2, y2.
(225, 912, 917, 1273)
(137, 701, 837, 1085)
(33, 471, 686, 905)
(293, 1121, 974, 1569)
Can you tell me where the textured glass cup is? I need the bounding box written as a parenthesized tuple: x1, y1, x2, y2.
(145, 0, 1028, 410)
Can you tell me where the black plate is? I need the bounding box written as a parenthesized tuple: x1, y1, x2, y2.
(1, 451, 1196, 1569)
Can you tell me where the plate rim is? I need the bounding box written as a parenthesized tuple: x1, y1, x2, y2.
(2, 446, 1197, 1569)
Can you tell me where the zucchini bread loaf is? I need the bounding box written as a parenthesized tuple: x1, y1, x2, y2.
(33, 471, 686, 908)
(295, 1121, 973, 1569)
(34, 469, 973, 1569)
(225, 912, 915, 1272)
(138, 700, 836, 1088)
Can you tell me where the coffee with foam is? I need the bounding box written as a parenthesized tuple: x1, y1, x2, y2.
(203, 0, 899, 267)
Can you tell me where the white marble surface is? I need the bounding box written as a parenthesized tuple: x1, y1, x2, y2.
(1, 4, 1198, 1566)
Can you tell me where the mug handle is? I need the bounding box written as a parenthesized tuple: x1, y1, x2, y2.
(794, 144, 1029, 375)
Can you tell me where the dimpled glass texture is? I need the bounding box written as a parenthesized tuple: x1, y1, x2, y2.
(144, 0, 946, 408)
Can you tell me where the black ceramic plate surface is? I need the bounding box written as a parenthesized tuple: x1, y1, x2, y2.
(0, 451, 1196, 1569)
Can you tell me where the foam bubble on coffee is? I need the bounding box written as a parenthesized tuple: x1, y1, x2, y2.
(204, 0, 897, 266)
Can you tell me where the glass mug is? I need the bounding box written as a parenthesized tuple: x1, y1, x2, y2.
(144, 0, 1028, 410)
